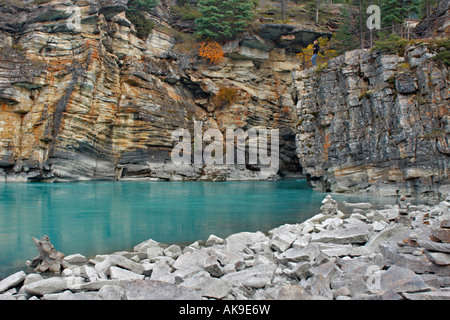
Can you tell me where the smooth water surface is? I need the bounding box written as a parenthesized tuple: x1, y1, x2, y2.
(0, 180, 395, 278)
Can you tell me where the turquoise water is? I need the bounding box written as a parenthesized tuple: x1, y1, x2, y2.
(0, 180, 394, 278)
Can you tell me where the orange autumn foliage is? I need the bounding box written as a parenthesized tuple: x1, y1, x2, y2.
(198, 40, 224, 64)
(212, 86, 238, 109)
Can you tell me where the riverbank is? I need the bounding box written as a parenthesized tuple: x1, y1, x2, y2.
(1, 195, 450, 300)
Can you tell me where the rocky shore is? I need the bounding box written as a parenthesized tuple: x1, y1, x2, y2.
(1, 195, 450, 300)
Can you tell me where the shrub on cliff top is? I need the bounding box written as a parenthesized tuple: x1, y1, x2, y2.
(373, 34, 410, 55)
(434, 51, 450, 66)
(433, 40, 450, 66)
(198, 40, 224, 64)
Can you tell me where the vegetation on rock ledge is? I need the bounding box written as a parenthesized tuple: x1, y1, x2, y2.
(126, 0, 158, 39)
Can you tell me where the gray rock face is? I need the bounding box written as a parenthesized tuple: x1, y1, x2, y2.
(294, 45, 449, 197)
(0, 0, 302, 183)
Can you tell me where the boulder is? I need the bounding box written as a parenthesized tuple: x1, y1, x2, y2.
(424, 251, 450, 266)
(64, 254, 88, 265)
(42, 290, 101, 300)
(124, 280, 202, 300)
(403, 291, 450, 300)
(0, 271, 26, 293)
(225, 232, 268, 252)
(222, 264, 277, 289)
(97, 285, 125, 300)
(277, 284, 310, 300)
(365, 224, 407, 250)
(270, 230, 297, 252)
(311, 225, 374, 244)
(319, 244, 352, 257)
(94, 254, 144, 276)
(277, 245, 319, 264)
(209, 248, 246, 271)
(172, 250, 213, 274)
(380, 241, 432, 274)
(22, 277, 85, 296)
(163, 245, 182, 259)
(291, 261, 313, 279)
(109, 267, 145, 281)
(133, 239, 160, 253)
(23, 273, 43, 286)
(150, 261, 175, 284)
(182, 275, 231, 299)
(431, 227, 450, 243)
(380, 265, 430, 293)
(417, 240, 450, 253)
(70, 280, 126, 293)
(204, 256, 224, 277)
(243, 277, 268, 289)
(205, 235, 225, 247)
(310, 261, 342, 283)
(147, 246, 165, 261)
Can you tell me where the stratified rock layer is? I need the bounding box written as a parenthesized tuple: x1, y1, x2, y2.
(294, 46, 449, 196)
(0, 0, 448, 195)
(0, 0, 312, 182)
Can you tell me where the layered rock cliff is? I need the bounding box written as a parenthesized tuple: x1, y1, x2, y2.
(294, 44, 449, 197)
(0, 0, 330, 182)
(0, 0, 448, 198)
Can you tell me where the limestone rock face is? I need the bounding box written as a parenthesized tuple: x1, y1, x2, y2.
(0, 0, 306, 182)
(0, 0, 447, 191)
(294, 46, 449, 196)
(414, 0, 450, 38)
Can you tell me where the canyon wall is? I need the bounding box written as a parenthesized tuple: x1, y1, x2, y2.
(0, 0, 328, 182)
(0, 0, 448, 198)
(294, 46, 449, 197)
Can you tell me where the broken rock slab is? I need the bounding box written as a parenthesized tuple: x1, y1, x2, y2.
(380, 265, 430, 294)
(0, 271, 26, 294)
(94, 254, 144, 276)
(311, 224, 374, 244)
(124, 280, 202, 300)
(403, 291, 450, 300)
(379, 241, 433, 274)
(22, 277, 85, 296)
(424, 251, 450, 266)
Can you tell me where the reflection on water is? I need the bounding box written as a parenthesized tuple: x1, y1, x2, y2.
(0, 180, 395, 278)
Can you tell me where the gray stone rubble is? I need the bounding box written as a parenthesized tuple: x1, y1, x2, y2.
(1, 195, 450, 300)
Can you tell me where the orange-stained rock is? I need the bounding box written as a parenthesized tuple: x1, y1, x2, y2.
(0, 0, 301, 182)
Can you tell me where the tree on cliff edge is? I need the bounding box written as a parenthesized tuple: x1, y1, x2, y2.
(195, 0, 255, 41)
(126, 0, 159, 39)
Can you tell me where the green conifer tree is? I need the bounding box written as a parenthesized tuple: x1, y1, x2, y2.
(195, 0, 255, 41)
(381, 0, 408, 32)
